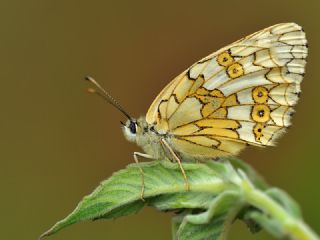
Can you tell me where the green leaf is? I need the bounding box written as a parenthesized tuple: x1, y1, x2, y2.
(172, 214, 184, 240)
(97, 201, 145, 220)
(148, 192, 216, 210)
(40, 160, 233, 239)
(175, 192, 243, 240)
(176, 214, 231, 240)
(244, 210, 287, 239)
(40, 159, 320, 240)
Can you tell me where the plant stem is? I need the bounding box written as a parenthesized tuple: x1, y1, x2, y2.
(242, 180, 319, 240)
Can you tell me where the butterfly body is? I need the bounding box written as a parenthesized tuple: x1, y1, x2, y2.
(123, 117, 232, 162)
(122, 117, 169, 161)
(121, 23, 307, 163)
(122, 117, 247, 162)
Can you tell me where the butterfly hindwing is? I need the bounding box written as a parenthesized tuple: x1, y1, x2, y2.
(146, 23, 307, 157)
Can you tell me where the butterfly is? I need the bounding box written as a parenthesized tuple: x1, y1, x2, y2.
(86, 23, 307, 197)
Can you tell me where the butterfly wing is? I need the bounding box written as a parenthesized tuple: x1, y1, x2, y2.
(146, 23, 307, 157)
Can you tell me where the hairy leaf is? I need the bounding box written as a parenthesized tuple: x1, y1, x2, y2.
(40, 159, 319, 240)
(40, 160, 233, 239)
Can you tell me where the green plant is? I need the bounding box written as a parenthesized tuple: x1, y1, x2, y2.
(40, 158, 319, 240)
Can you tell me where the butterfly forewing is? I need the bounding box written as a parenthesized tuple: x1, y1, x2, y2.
(146, 23, 307, 157)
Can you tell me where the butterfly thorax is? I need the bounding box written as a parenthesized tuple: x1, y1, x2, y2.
(122, 117, 169, 160)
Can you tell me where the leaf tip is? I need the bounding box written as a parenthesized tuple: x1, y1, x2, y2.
(39, 224, 59, 240)
(38, 230, 49, 240)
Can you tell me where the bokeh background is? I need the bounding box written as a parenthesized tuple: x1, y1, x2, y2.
(1, 1, 319, 239)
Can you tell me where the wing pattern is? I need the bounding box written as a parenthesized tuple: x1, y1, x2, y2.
(146, 23, 308, 157)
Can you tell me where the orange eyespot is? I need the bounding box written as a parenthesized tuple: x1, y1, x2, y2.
(217, 51, 234, 67)
(253, 86, 269, 104)
(252, 105, 270, 122)
(227, 63, 244, 78)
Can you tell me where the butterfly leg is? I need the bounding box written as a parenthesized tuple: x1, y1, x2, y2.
(160, 139, 190, 191)
(133, 152, 153, 201)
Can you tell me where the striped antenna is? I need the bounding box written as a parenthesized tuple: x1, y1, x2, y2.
(85, 76, 132, 120)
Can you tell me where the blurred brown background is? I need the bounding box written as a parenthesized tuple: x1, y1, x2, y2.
(1, 0, 319, 239)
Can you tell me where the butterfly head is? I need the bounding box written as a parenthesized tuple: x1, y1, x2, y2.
(121, 117, 151, 143)
(121, 119, 138, 142)
(84, 76, 158, 146)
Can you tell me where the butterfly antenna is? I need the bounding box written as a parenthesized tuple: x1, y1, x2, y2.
(85, 76, 132, 120)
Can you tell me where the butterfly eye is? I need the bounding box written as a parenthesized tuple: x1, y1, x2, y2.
(129, 121, 137, 134)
